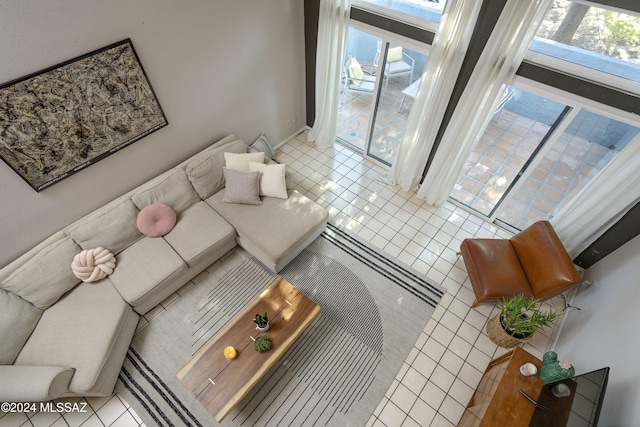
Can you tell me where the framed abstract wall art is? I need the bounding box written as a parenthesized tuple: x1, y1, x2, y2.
(0, 39, 167, 191)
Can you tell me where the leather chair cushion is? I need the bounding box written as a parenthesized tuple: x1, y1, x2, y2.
(460, 238, 533, 303)
(510, 221, 582, 299)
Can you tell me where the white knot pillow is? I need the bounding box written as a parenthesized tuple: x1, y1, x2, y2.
(71, 247, 116, 282)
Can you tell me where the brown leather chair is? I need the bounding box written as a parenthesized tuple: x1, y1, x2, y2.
(459, 221, 582, 307)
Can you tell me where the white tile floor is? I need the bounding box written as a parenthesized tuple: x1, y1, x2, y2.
(0, 394, 143, 427)
(2, 129, 566, 427)
(280, 130, 565, 427)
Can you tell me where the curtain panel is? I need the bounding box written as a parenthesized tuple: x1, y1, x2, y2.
(417, 0, 553, 206)
(307, 0, 351, 149)
(385, 0, 482, 191)
(551, 133, 640, 257)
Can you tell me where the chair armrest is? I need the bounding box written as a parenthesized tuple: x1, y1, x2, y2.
(0, 366, 74, 402)
(402, 51, 415, 66)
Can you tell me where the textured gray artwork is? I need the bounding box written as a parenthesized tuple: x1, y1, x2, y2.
(0, 39, 167, 191)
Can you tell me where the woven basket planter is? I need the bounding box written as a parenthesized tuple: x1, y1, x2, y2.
(486, 313, 533, 348)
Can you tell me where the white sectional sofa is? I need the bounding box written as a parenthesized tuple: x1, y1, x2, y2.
(0, 135, 328, 402)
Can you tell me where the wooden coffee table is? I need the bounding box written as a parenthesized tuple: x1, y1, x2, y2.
(176, 277, 321, 422)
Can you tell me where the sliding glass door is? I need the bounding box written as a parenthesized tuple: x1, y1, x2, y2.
(451, 85, 640, 231)
(337, 26, 427, 167)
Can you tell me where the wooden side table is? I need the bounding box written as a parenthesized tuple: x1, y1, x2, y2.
(458, 347, 576, 427)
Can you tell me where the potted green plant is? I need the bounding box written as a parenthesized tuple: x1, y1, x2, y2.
(253, 312, 269, 332)
(486, 294, 559, 348)
(254, 335, 271, 352)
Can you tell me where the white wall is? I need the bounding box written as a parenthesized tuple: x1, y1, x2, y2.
(0, 0, 306, 267)
(554, 234, 640, 427)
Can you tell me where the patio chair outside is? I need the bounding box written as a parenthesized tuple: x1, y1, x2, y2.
(342, 54, 376, 104)
(374, 41, 415, 91)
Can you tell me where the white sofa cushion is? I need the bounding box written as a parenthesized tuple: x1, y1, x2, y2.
(163, 202, 236, 267)
(108, 237, 187, 312)
(185, 139, 248, 199)
(15, 282, 137, 396)
(206, 190, 328, 272)
(66, 199, 142, 254)
(1, 237, 81, 309)
(0, 289, 42, 364)
(132, 170, 200, 214)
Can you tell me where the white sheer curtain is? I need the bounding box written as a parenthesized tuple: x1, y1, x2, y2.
(551, 133, 640, 257)
(385, 0, 482, 190)
(307, 0, 351, 149)
(418, 0, 552, 205)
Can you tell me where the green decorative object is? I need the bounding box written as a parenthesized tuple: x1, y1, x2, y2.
(486, 295, 559, 348)
(538, 351, 575, 384)
(254, 335, 272, 352)
(253, 312, 269, 332)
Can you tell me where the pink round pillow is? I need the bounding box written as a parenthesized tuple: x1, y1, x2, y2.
(136, 204, 177, 237)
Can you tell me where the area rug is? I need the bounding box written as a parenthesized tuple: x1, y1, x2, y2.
(116, 223, 445, 426)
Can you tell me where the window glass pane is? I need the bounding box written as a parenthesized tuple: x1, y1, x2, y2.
(496, 111, 640, 230)
(358, 0, 446, 24)
(368, 45, 427, 164)
(337, 28, 380, 151)
(532, 1, 640, 84)
(337, 27, 428, 166)
(451, 88, 567, 216)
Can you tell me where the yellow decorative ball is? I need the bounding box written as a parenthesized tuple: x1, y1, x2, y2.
(223, 346, 237, 360)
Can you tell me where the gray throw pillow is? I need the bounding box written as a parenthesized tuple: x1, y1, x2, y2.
(222, 168, 262, 205)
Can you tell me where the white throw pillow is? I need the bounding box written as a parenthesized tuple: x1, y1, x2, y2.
(224, 152, 265, 171)
(248, 161, 288, 199)
(71, 247, 116, 282)
(348, 57, 364, 87)
(387, 46, 403, 62)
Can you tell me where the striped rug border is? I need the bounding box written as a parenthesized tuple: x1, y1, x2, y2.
(324, 222, 444, 308)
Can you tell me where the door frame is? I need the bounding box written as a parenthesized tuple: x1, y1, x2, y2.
(341, 21, 430, 168)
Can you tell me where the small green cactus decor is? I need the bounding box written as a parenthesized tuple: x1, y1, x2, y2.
(253, 312, 269, 331)
(254, 335, 272, 352)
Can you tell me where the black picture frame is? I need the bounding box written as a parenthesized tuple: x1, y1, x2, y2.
(0, 38, 168, 191)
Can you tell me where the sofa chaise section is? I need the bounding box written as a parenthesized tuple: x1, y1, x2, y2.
(206, 189, 328, 272)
